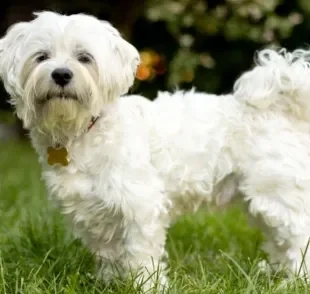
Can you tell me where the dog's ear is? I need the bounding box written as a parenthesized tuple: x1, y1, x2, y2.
(99, 21, 140, 96)
(0, 21, 30, 99)
(233, 49, 291, 109)
(114, 34, 140, 95)
(0, 21, 33, 128)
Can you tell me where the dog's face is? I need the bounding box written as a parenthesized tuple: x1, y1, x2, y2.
(0, 11, 140, 141)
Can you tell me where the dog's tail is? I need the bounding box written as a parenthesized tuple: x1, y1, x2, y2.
(233, 48, 310, 117)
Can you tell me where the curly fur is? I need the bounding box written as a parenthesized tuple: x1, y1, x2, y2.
(149, 48, 310, 279)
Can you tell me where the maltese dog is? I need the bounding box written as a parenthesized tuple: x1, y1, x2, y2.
(1, 10, 310, 292)
(0, 11, 168, 291)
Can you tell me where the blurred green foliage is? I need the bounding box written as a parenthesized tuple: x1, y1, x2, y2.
(133, 0, 310, 98)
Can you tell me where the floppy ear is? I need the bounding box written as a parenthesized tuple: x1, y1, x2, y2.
(100, 21, 140, 96)
(0, 21, 33, 127)
(233, 49, 292, 109)
(114, 35, 140, 94)
(0, 21, 30, 99)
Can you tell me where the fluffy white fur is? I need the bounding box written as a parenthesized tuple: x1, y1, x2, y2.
(1, 11, 310, 292)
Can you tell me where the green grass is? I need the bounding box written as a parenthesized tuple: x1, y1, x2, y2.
(0, 141, 308, 293)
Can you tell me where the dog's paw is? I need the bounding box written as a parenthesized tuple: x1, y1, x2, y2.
(257, 259, 272, 275)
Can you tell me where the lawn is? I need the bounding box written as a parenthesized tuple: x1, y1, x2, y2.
(0, 140, 308, 293)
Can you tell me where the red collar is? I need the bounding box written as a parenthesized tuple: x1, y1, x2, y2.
(87, 116, 100, 132)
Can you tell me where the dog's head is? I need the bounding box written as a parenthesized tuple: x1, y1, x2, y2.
(0, 11, 140, 142)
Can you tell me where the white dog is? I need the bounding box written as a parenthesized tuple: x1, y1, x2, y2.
(1, 10, 310, 292)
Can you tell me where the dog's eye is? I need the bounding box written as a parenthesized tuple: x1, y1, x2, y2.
(36, 52, 49, 63)
(77, 53, 92, 64)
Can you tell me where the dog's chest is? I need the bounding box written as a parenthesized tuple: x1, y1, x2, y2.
(42, 139, 122, 236)
(44, 166, 127, 245)
(62, 193, 125, 244)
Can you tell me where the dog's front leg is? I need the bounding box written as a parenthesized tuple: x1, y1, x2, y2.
(93, 171, 170, 293)
(44, 165, 170, 292)
(95, 219, 169, 292)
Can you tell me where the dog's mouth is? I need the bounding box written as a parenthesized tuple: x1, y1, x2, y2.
(44, 91, 78, 101)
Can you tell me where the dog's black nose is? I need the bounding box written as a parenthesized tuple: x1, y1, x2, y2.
(51, 68, 73, 86)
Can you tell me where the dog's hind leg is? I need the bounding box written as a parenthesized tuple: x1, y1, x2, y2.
(240, 160, 310, 280)
(249, 196, 310, 279)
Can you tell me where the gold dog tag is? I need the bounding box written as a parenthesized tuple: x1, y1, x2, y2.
(47, 146, 70, 166)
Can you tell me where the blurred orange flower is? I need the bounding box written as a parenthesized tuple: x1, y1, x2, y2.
(136, 50, 166, 81)
(136, 64, 153, 81)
